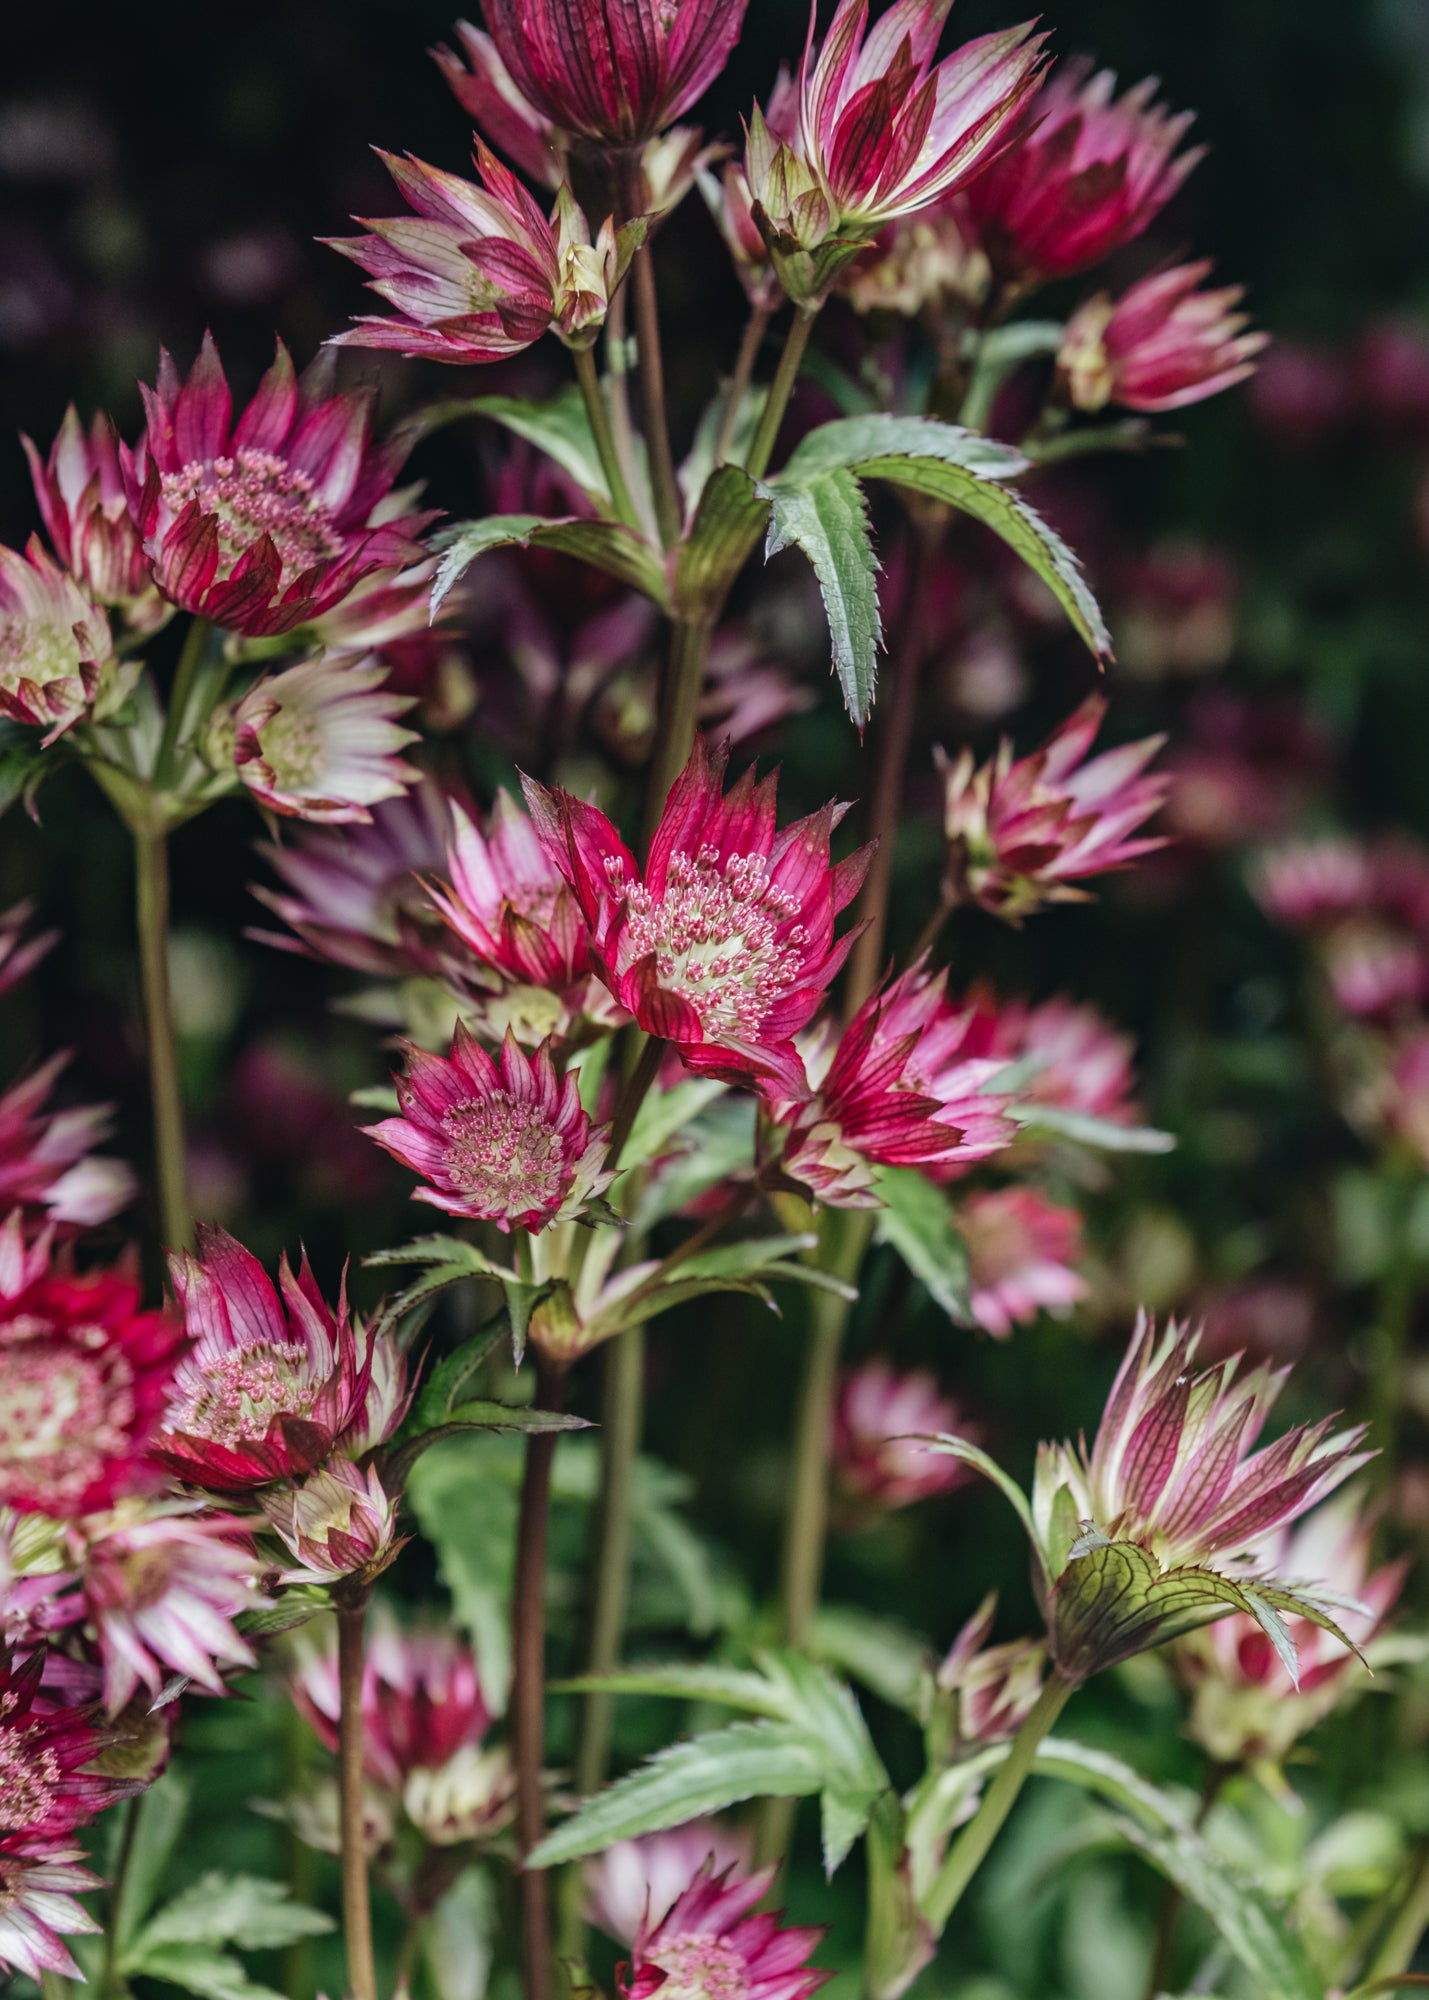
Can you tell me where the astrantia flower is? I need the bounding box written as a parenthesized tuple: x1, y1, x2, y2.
(328, 148, 643, 366)
(999, 994, 1141, 1128)
(230, 653, 419, 825)
(960, 61, 1202, 283)
(832, 1360, 974, 1509)
(22, 406, 168, 633)
(779, 964, 1015, 1205)
(1251, 834, 1429, 1023)
(936, 1598, 1046, 1753)
(938, 695, 1168, 919)
(0, 1847, 101, 1981)
(262, 1458, 400, 1587)
(0, 1650, 140, 1845)
(1060, 262, 1267, 414)
(619, 1858, 828, 2000)
(961, 1187, 1086, 1338)
(1251, 835, 1374, 931)
(434, 19, 567, 187)
(586, 1821, 753, 1948)
(364, 1026, 615, 1232)
(293, 1614, 494, 1793)
(157, 1225, 384, 1493)
(524, 736, 870, 1099)
(0, 538, 114, 744)
(401, 1746, 516, 1845)
(0, 901, 58, 1000)
(0, 1267, 182, 1517)
(0, 1055, 136, 1232)
(125, 335, 430, 639)
(478, 0, 749, 145)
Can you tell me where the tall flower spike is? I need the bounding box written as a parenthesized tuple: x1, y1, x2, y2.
(22, 407, 169, 633)
(524, 736, 871, 1101)
(364, 1026, 615, 1233)
(328, 147, 645, 366)
(230, 653, 419, 825)
(1060, 261, 1268, 414)
(619, 1858, 829, 2000)
(0, 538, 116, 745)
(124, 334, 431, 638)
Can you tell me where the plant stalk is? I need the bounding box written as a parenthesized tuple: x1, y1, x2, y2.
(644, 619, 713, 840)
(512, 1357, 569, 2000)
(98, 1791, 145, 2000)
(133, 825, 190, 1252)
(713, 300, 775, 467)
(745, 305, 818, 481)
(616, 155, 681, 548)
(1140, 1762, 1228, 2000)
(1364, 1842, 1429, 1985)
(575, 1326, 644, 1797)
(574, 343, 641, 534)
(155, 616, 210, 790)
(336, 1594, 379, 2000)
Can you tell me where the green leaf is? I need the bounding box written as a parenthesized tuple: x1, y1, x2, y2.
(126, 1874, 333, 1954)
(433, 514, 667, 613)
(763, 467, 882, 727)
(1049, 1538, 1272, 1681)
(394, 385, 612, 503)
(405, 1321, 506, 1432)
(923, 1435, 1040, 1559)
(809, 1605, 932, 1718)
(234, 1589, 328, 1638)
(630, 1094, 758, 1230)
(0, 723, 54, 819)
(1007, 1101, 1175, 1154)
(780, 414, 1028, 484)
(673, 1234, 818, 1281)
(552, 1662, 790, 1718)
(112, 1769, 192, 1948)
(675, 463, 769, 618)
(822, 1785, 885, 1878)
(619, 1078, 728, 1173)
(406, 1439, 520, 1712)
(443, 1400, 591, 1435)
(871, 1166, 972, 1322)
(123, 1945, 285, 2000)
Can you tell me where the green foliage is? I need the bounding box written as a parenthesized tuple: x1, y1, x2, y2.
(871, 1166, 973, 1322)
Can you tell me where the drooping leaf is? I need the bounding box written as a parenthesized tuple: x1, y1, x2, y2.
(432, 514, 668, 614)
(871, 1166, 973, 1323)
(780, 414, 1029, 484)
(763, 467, 882, 727)
(923, 1435, 1041, 1559)
(120, 1945, 285, 2000)
(393, 385, 612, 503)
(619, 1078, 728, 1173)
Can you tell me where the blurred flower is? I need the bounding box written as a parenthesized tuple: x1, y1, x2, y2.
(0, 1056, 135, 1232)
(1253, 833, 1429, 1022)
(158, 1225, 386, 1493)
(262, 1458, 400, 1587)
(700, 631, 815, 745)
(1390, 1031, 1429, 1166)
(843, 195, 990, 318)
(585, 1820, 753, 1947)
(286, 1776, 393, 1858)
(1195, 1278, 1318, 1368)
(961, 61, 1201, 283)
(433, 19, 565, 185)
(1163, 691, 1329, 847)
(0, 1649, 140, 1844)
(524, 735, 870, 1100)
(1250, 340, 1353, 446)
(1060, 262, 1266, 414)
(938, 694, 1168, 919)
(618, 1858, 828, 2000)
(329, 148, 643, 365)
(0, 900, 57, 997)
(230, 653, 418, 825)
(293, 1614, 494, 1791)
(961, 1187, 1086, 1338)
(1114, 542, 1239, 682)
(935, 1595, 1046, 1752)
(997, 993, 1142, 1128)
(0, 1847, 101, 1981)
(401, 1744, 515, 1844)
(364, 1025, 614, 1232)
(1357, 318, 1429, 437)
(22, 407, 167, 632)
(0, 537, 114, 743)
(832, 1359, 974, 1509)
(1252, 834, 1376, 931)
(125, 335, 430, 639)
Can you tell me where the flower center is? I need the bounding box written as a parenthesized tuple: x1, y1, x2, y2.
(611, 848, 805, 1043)
(439, 1093, 567, 1216)
(647, 1935, 750, 2000)
(0, 1320, 137, 1510)
(0, 611, 78, 695)
(168, 1341, 314, 1446)
(160, 449, 344, 584)
(0, 1720, 60, 1832)
(258, 706, 325, 790)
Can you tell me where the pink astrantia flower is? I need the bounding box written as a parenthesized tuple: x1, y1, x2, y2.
(962, 1187, 1087, 1338)
(478, 0, 750, 145)
(293, 1615, 493, 1792)
(1004, 994, 1142, 1127)
(434, 20, 567, 186)
(231, 653, 419, 825)
(22, 406, 168, 633)
(1060, 262, 1268, 414)
(0, 538, 114, 744)
(1252, 834, 1429, 1023)
(157, 1225, 392, 1494)
(833, 1360, 974, 1509)
(328, 148, 642, 366)
(262, 1458, 400, 1586)
(0, 1847, 102, 1982)
(1251, 835, 1375, 931)
(936, 1597, 1046, 1753)
(524, 736, 871, 1100)
(938, 694, 1169, 919)
(0, 1650, 141, 1846)
(0, 1268, 182, 1517)
(124, 335, 430, 639)
(0, 1056, 136, 1232)
(586, 1820, 753, 1948)
(364, 1026, 615, 1232)
(779, 964, 1015, 1206)
(619, 1858, 829, 2000)
(960, 61, 1202, 283)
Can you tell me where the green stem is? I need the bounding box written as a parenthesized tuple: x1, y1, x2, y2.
(512, 1358, 568, 2000)
(155, 617, 210, 790)
(1368, 1240, 1418, 1488)
(1140, 1762, 1229, 2000)
(616, 154, 681, 548)
(575, 1325, 644, 1797)
(924, 1672, 1076, 1932)
(1364, 1844, 1429, 1985)
(574, 344, 641, 534)
(745, 306, 819, 481)
(133, 826, 190, 1252)
(644, 619, 713, 842)
(98, 1792, 145, 2000)
(336, 1593, 378, 2000)
(607, 1032, 663, 1167)
(713, 300, 775, 467)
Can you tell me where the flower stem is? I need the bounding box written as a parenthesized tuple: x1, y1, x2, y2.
(155, 616, 210, 790)
(644, 618, 713, 843)
(512, 1357, 568, 2000)
(336, 1592, 378, 2000)
(575, 1325, 643, 1798)
(745, 305, 819, 482)
(574, 344, 641, 534)
(924, 1672, 1076, 1932)
(608, 1031, 664, 1165)
(1363, 1841, 1429, 1985)
(616, 155, 680, 549)
(98, 1791, 144, 2000)
(1140, 1762, 1228, 2000)
(713, 300, 775, 467)
(133, 825, 190, 1252)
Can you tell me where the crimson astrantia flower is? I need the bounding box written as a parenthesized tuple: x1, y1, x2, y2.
(0, 1055, 136, 1233)
(524, 736, 870, 1100)
(293, 1614, 493, 1793)
(962, 1187, 1086, 1338)
(832, 1360, 974, 1509)
(364, 1025, 615, 1232)
(0, 537, 115, 745)
(157, 1225, 383, 1493)
(0, 1846, 101, 1982)
(960, 60, 1202, 283)
(262, 1458, 400, 1586)
(1251, 835, 1375, 931)
(125, 334, 430, 639)
(586, 1821, 752, 1949)
(0, 1267, 182, 1517)
(619, 1858, 829, 2000)
(935, 1596, 1045, 1760)
(22, 406, 168, 633)
(479, 0, 749, 146)
(0, 1650, 140, 1847)
(938, 694, 1169, 920)
(328, 147, 642, 366)
(231, 653, 419, 825)
(779, 964, 1015, 1205)
(1060, 261, 1268, 415)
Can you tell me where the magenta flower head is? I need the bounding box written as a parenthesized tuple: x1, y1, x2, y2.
(938, 694, 1169, 920)
(328, 147, 644, 367)
(962, 1187, 1086, 1338)
(124, 334, 430, 639)
(779, 964, 1015, 1206)
(0, 1848, 102, 1982)
(585, 1820, 753, 1948)
(364, 1025, 615, 1233)
(1060, 261, 1268, 415)
(618, 1858, 829, 2000)
(832, 1360, 974, 1509)
(157, 1225, 389, 1493)
(524, 736, 871, 1101)
(434, 20, 567, 187)
(0, 1057, 136, 1235)
(22, 407, 168, 634)
(0, 538, 116, 745)
(230, 654, 419, 825)
(477, 0, 749, 146)
(0, 1649, 142, 1846)
(960, 60, 1203, 284)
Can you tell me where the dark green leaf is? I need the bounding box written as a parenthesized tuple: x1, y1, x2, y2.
(780, 414, 1028, 483)
(764, 467, 882, 726)
(405, 1320, 506, 1432)
(121, 1945, 284, 2000)
(675, 463, 768, 618)
(433, 515, 667, 612)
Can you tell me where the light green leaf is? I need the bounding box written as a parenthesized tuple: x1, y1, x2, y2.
(620, 1078, 728, 1173)
(406, 1439, 519, 1713)
(631, 1095, 758, 1230)
(810, 1605, 932, 1718)
(780, 414, 1028, 483)
(432, 515, 667, 613)
(126, 1874, 333, 1955)
(674, 1234, 818, 1281)
(823, 1785, 885, 1878)
(112, 1770, 191, 1948)
(763, 467, 882, 727)
(122, 1945, 285, 2000)
(1007, 1101, 1175, 1154)
(924, 1435, 1040, 1558)
(396, 385, 612, 503)
(871, 1166, 972, 1323)
(552, 1662, 790, 1718)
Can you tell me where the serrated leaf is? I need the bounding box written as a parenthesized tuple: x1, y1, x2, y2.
(552, 1662, 789, 1717)
(127, 1874, 333, 1955)
(443, 1400, 591, 1435)
(234, 1589, 328, 1638)
(822, 1785, 884, 1878)
(780, 414, 1028, 483)
(432, 515, 667, 614)
(675, 464, 769, 617)
(405, 1321, 506, 1432)
(870, 1166, 972, 1323)
(763, 467, 882, 726)
(123, 1945, 285, 2000)
(1007, 1100, 1175, 1153)
(366, 1235, 512, 1277)
(810, 1606, 932, 1718)
(394, 385, 612, 503)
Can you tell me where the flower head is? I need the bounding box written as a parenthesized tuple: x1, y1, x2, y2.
(960, 61, 1202, 283)
(22, 407, 168, 633)
(935, 1596, 1046, 1754)
(524, 736, 870, 1100)
(0, 1649, 141, 1846)
(434, 20, 567, 186)
(962, 1187, 1086, 1338)
(294, 1614, 494, 1792)
(0, 1847, 101, 1981)
(586, 1821, 753, 1948)
(329, 148, 643, 366)
(998, 994, 1142, 1127)
(401, 1745, 516, 1844)
(262, 1458, 400, 1587)
(230, 653, 418, 825)
(0, 538, 115, 744)
(0, 1056, 136, 1233)
(364, 1025, 614, 1232)
(1060, 262, 1267, 414)
(939, 695, 1168, 919)
(833, 1360, 974, 1509)
(618, 1858, 828, 2000)
(125, 335, 430, 638)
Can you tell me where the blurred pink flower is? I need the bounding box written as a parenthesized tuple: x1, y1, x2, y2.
(0, 1056, 135, 1233)
(0, 1847, 101, 1982)
(1060, 262, 1266, 414)
(936, 1595, 1046, 1750)
(585, 1820, 753, 1948)
(961, 1187, 1086, 1338)
(833, 1359, 975, 1509)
